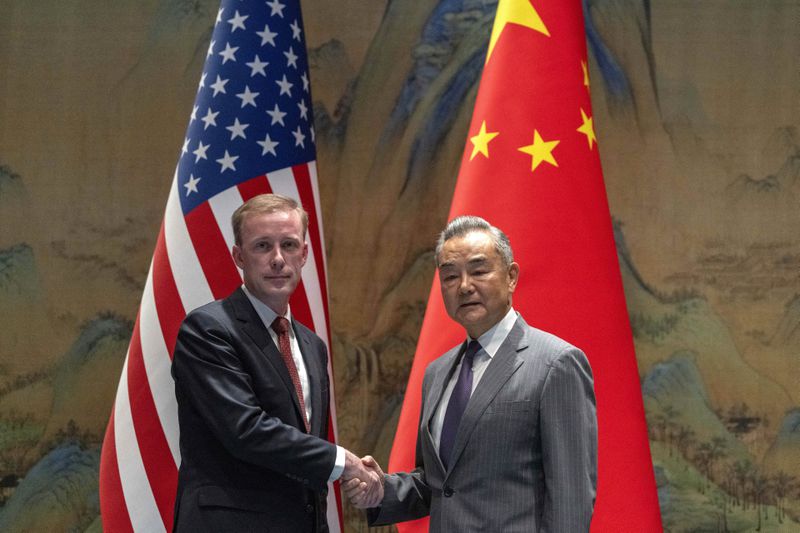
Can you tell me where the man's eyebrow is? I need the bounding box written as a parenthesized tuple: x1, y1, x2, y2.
(438, 256, 488, 269)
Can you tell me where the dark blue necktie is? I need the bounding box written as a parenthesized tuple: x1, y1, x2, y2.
(439, 340, 481, 469)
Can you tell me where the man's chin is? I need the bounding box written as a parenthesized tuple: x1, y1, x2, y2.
(456, 311, 486, 329)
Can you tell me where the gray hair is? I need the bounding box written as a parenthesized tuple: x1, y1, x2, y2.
(434, 215, 514, 267)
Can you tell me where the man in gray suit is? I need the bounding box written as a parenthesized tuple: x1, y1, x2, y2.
(347, 215, 597, 532)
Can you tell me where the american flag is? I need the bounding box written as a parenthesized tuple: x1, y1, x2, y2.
(98, 1, 342, 530)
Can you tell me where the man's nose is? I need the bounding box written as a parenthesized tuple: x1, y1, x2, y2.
(458, 273, 473, 294)
(270, 248, 285, 268)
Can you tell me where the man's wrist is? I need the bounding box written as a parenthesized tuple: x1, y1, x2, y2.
(328, 445, 346, 482)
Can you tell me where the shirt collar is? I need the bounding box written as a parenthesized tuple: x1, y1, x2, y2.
(468, 307, 518, 359)
(241, 284, 293, 333)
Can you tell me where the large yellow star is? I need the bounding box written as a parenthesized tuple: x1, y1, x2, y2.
(518, 130, 559, 172)
(469, 120, 500, 160)
(577, 108, 596, 149)
(486, 0, 550, 63)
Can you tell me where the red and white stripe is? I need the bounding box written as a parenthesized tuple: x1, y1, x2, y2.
(99, 162, 342, 532)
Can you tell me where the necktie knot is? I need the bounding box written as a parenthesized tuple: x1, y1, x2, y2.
(271, 316, 290, 335)
(463, 340, 481, 367)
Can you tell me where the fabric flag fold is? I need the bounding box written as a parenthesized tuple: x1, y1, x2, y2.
(389, 0, 662, 531)
(99, 1, 342, 531)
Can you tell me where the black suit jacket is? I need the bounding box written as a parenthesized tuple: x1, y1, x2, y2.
(171, 287, 336, 532)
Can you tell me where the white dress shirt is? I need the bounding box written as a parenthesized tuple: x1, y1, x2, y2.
(431, 307, 519, 453)
(242, 286, 345, 481)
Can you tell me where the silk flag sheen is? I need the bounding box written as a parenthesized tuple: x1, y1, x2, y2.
(98, 1, 343, 531)
(389, 0, 662, 531)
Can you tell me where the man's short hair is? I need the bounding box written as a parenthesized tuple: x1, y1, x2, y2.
(231, 193, 309, 245)
(435, 215, 514, 267)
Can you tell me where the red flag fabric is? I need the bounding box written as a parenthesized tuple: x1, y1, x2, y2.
(98, 1, 343, 531)
(388, 0, 662, 531)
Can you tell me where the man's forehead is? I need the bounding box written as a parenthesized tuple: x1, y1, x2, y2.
(439, 240, 495, 264)
(242, 211, 304, 236)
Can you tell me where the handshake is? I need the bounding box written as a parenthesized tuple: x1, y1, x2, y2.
(342, 451, 385, 509)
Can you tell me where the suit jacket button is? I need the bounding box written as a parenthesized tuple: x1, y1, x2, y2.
(443, 486, 454, 497)
(305, 504, 314, 514)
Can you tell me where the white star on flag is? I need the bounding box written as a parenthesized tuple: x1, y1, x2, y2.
(210, 75, 229, 96)
(226, 118, 249, 140)
(192, 140, 210, 162)
(216, 150, 239, 172)
(183, 174, 201, 195)
(284, 47, 298, 68)
(257, 133, 279, 156)
(236, 86, 259, 108)
(276, 75, 293, 96)
(219, 42, 239, 63)
(292, 125, 305, 147)
(227, 10, 248, 32)
(267, 103, 287, 125)
(201, 108, 219, 130)
(246, 55, 268, 77)
(257, 24, 277, 46)
(267, 0, 286, 18)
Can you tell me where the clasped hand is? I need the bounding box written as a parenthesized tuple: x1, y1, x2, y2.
(342, 451, 384, 508)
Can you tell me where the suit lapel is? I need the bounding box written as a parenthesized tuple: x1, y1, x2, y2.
(446, 317, 529, 474)
(229, 288, 307, 431)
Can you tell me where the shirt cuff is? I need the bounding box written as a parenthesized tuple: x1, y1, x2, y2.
(328, 445, 346, 482)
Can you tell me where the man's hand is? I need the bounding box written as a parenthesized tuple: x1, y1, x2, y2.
(342, 453, 384, 509)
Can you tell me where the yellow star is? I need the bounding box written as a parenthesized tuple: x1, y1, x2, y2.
(486, 0, 549, 63)
(582, 60, 590, 90)
(469, 121, 500, 160)
(518, 130, 559, 172)
(577, 108, 596, 149)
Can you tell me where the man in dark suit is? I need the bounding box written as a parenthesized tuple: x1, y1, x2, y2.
(347, 215, 597, 532)
(172, 193, 382, 532)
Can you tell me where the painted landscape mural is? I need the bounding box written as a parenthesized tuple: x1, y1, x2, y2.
(0, 0, 797, 531)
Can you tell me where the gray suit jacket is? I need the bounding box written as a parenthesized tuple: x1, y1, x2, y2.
(369, 316, 597, 532)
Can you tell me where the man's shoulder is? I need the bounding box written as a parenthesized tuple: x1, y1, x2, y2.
(291, 318, 324, 345)
(517, 319, 588, 367)
(424, 342, 462, 376)
(182, 289, 243, 326)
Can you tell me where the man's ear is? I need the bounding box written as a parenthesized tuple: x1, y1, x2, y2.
(301, 241, 308, 266)
(232, 245, 244, 269)
(508, 262, 520, 292)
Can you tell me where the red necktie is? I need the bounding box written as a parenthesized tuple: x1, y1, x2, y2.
(271, 317, 310, 433)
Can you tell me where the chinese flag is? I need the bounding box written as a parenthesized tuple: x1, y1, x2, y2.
(388, 0, 662, 531)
